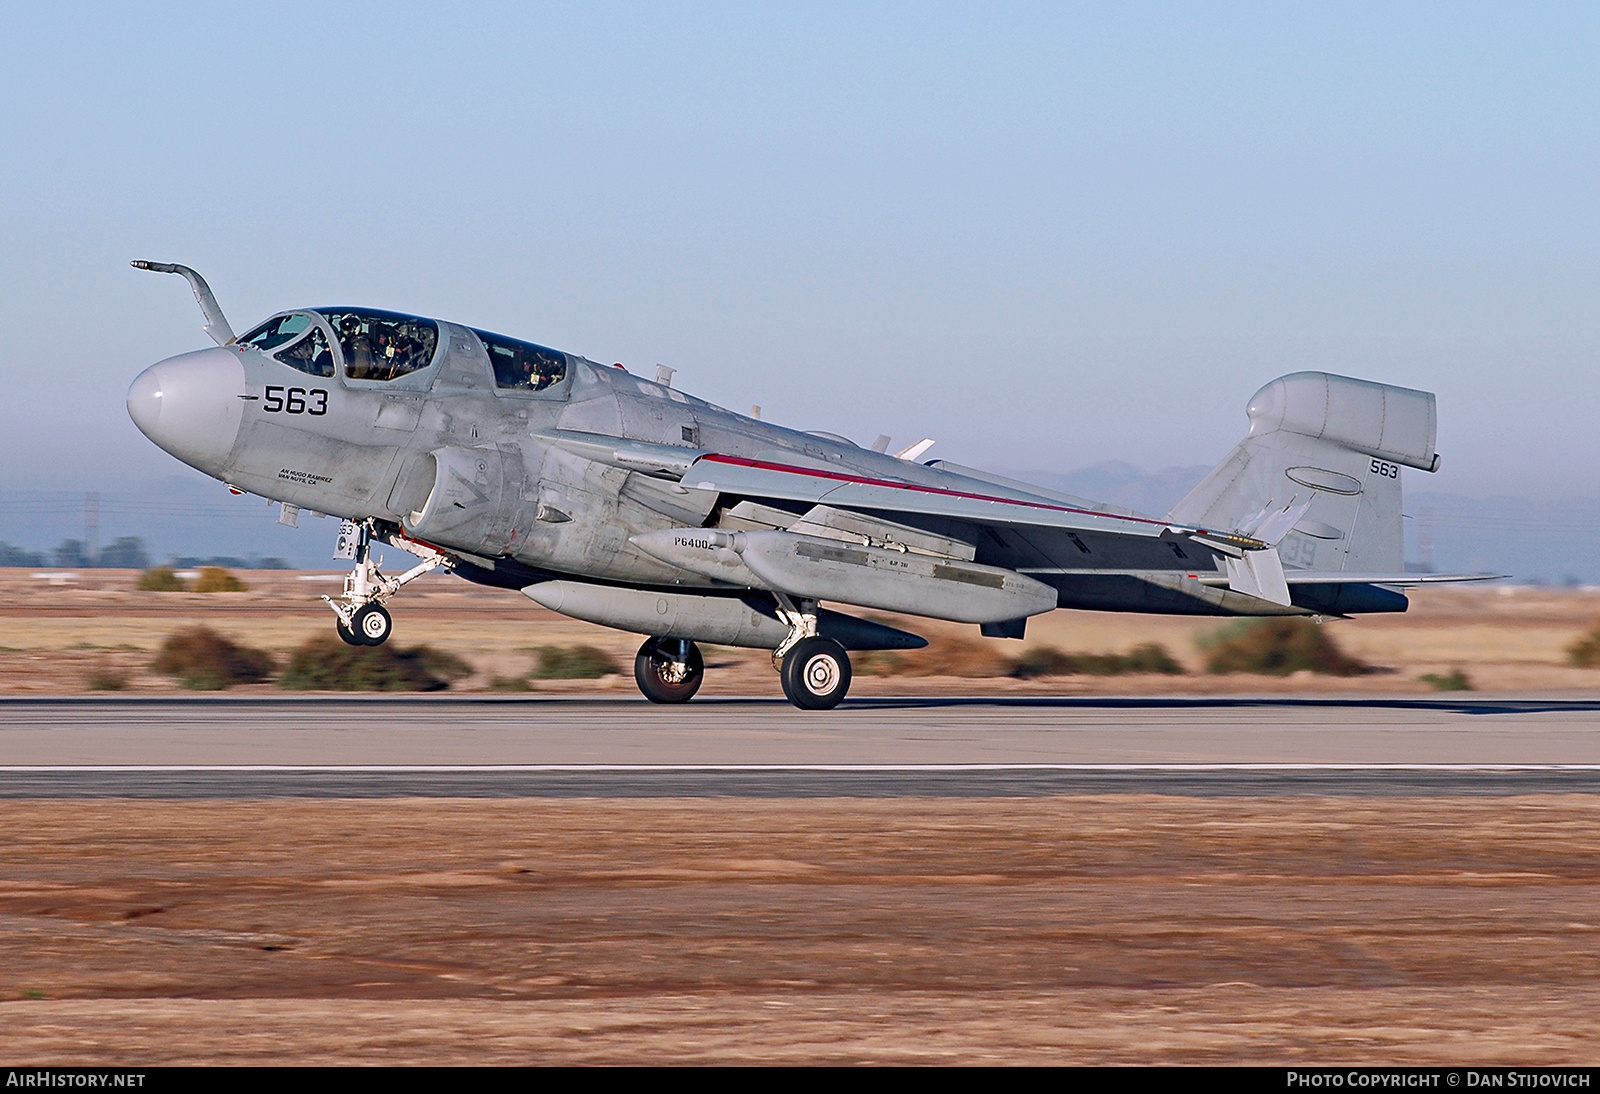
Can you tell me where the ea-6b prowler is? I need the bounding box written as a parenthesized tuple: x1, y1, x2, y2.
(128, 262, 1487, 708)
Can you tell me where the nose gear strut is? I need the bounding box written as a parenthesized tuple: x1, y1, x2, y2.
(322, 520, 453, 646)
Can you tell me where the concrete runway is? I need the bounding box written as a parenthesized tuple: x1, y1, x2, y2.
(4, 695, 1600, 796)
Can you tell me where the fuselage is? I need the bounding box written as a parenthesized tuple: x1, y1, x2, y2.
(128, 307, 1101, 590)
(128, 305, 1410, 620)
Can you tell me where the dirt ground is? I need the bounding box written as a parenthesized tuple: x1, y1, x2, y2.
(1, 795, 1598, 1064)
(3, 568, 1600, 697)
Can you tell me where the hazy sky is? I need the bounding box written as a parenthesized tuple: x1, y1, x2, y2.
(3, 3, 1598, 516)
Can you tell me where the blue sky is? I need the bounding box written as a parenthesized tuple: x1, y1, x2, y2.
(2, 3, 1597, 563)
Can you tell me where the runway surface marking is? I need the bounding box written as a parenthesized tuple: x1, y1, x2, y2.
(4, 761, 1599, 797)
(7, 762, 1600, 771)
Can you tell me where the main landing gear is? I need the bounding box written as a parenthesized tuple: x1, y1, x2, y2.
(630, 594, 853, 709)
(634, 637, 705, 703)
(771, 594, 851, 709)
(779, 635, 852, 710)
(324, 520, 450, 646)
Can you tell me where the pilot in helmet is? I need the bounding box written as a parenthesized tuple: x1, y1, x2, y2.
(340, 315, 375, 377)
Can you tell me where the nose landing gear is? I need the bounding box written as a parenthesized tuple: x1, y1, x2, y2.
(324, 520, 449, 646)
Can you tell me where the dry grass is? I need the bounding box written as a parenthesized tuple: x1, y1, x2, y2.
(6, 571, 1600, 695)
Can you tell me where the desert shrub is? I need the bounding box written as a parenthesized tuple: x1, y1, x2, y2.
(489, 674, 533, 692)
(85, 665, 128, 691)
(855, 633, 1015, 677)
(1008, 646, 1076, 678)
(1197, 618, 1368, 676)
(193, 566, 248, 593)
(1420, 669, 1473, 691)
(532, 645, 621, 679)
(1568, 624, 1600, 667)
(1011, 642, 1184, 678)
(277, 636, 472, 691)
(151, 627, 275, 689)
(1121, 642, 1185, 674)
(850, 650, 904, 675)
(137, 567, 187, 592)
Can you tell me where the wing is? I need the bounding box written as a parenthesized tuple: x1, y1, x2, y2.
(531, 432, 1333, 612)
(686, 452, 1238, 576)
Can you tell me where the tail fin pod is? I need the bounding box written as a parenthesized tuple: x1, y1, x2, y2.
(1169, 372, 1439, 574)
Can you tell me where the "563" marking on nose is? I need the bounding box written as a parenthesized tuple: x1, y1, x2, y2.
(263, 386, 328, 415)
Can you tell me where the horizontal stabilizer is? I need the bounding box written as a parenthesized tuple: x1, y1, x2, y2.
(1199, 571, 1505, 587)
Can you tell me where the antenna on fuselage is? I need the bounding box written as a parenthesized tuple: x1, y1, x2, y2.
(895, 438, 935, 461)
(131, 261, 236, 347)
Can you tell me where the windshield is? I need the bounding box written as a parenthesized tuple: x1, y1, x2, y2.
(319, 310, 439, 382)
(472, 328, 568, 392)
(236, 313, 312, 352)
(273, 326, 335, 378)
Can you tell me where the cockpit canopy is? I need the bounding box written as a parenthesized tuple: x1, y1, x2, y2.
(236, 309, 440, 383)
(471, 328, 568, 393)
(321, 310, 439, 382)
(235, 310, 570, 393)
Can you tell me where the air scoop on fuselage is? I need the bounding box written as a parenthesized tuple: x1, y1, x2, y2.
(126, 346, 246, 478)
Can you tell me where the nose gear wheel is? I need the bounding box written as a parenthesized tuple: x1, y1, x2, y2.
(353, 603, 392, 646)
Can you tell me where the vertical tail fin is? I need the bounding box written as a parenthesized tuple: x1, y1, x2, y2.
(1169, 372, 1439, 574)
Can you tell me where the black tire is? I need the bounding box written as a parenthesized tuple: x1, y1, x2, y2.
(335, 617, 363, 646)
(780, 637, 851, 710)
(634, 637, 704, 703)
(353, 603, 392, 646)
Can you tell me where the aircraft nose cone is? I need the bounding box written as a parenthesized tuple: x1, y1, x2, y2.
(125, 366, 163, 438)
(126, 347, 246, 475)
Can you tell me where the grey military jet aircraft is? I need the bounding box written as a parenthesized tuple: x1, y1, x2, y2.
(128, 262, 1484, 708)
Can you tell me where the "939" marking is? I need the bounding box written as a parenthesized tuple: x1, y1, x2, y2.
(1370, 458, 1399, 479)
(263, 386, 328, 415)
